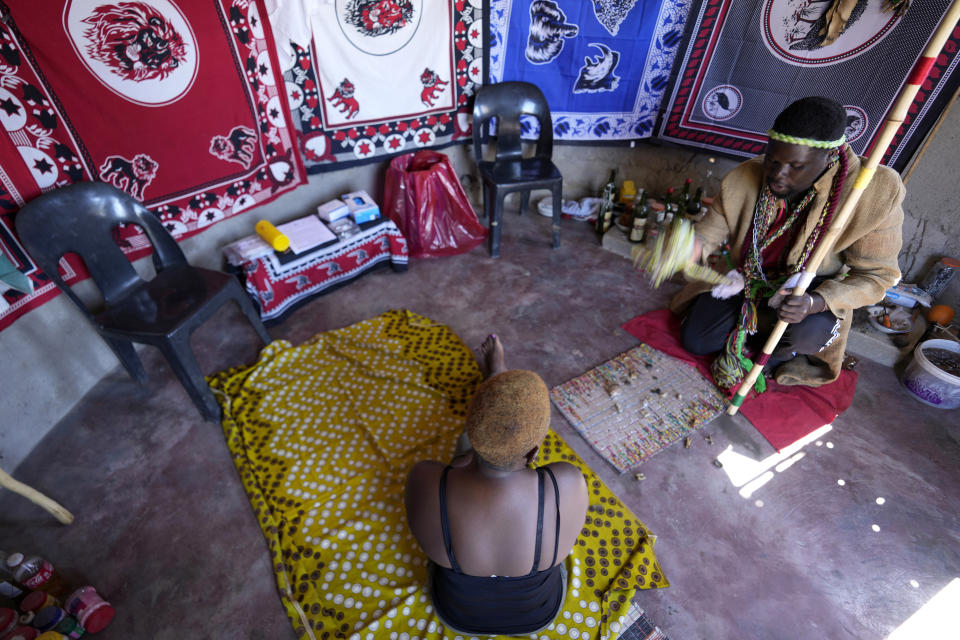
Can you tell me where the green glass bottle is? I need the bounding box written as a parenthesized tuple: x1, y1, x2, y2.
(686, 186, 704, 219)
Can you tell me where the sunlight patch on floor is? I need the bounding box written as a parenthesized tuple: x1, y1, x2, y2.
(716, 423, 833, 498)
(886, 578, 960, 640)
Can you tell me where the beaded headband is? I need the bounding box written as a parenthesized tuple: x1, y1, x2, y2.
(767, 129, 845, 149)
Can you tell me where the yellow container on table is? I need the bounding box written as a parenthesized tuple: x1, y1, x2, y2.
(255, 220, 289, 252)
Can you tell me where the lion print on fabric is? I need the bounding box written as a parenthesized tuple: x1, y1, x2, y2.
(329, 78, 360, 118)
(419, 68, 448, 106)
(81, 2, 188, 82)
(344, 0, 414, 36)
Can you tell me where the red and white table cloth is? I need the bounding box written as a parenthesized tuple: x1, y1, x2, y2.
(235, 219, 408, 323)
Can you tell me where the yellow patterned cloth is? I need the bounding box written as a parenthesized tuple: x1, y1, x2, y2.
(209, 310, 669, 640)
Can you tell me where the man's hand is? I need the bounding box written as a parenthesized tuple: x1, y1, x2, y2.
(777, 288, 826, 323)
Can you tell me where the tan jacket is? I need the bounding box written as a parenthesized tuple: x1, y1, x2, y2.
(670, 147, 905, 386)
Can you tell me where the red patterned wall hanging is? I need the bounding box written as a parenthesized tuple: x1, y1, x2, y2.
(0, 0, 306, 331)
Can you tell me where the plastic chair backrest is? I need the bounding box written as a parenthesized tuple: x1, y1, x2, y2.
(472, 81, 554, 164)
(15, 182, 187, 309)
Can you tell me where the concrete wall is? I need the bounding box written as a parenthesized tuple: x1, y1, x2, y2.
(3, 97, 956, 471)
(899, 95, 960, 307)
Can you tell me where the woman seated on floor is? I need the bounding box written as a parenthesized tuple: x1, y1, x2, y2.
(404, 335, 589, 636)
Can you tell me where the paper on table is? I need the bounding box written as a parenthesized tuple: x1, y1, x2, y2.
(276, 216, 338, 254)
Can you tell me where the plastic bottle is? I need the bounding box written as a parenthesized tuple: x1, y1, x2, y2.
(4, 626, 40, 640)
(1, 607, 18, 636)
(255, 220, 290, 252)
(52, 613, 85, 639)
(19, 591, 59, 614)
(0, 552, 25, 599)
(6, 553, 66, 595)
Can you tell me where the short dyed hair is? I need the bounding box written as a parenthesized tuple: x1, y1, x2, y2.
(465, 370, 551, 468)
(770, 96, 846, 146)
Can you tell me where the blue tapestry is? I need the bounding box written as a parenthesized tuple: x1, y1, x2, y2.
(489, 0, 692, 140)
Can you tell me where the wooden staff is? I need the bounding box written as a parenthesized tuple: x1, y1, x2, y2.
(0, 467, 74, 525)
(728, 0, 960, 415)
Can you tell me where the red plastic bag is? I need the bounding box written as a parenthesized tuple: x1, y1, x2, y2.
(383, 150, 487, 258)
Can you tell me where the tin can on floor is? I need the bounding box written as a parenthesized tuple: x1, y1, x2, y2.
(64, 587, 114, 634)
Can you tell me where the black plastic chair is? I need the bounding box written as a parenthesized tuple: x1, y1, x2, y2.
(15, 182, 271, 421)
(472, 81, 563, 258)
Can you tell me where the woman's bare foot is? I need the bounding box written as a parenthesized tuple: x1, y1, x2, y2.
(477, 334, 506, 379)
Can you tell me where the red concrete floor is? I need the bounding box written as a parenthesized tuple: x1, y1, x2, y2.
(2, 206, 958, 639)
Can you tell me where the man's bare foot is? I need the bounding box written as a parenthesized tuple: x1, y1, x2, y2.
(477, 334, 506, 379)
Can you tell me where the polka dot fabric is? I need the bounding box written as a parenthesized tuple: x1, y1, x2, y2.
(208, 310, 669, 640)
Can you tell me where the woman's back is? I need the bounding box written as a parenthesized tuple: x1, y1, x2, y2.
(406, 455, 587, 577)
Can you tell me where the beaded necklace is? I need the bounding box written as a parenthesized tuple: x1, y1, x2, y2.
(744, 186, 817, 286)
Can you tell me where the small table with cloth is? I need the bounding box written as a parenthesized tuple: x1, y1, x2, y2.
(672, 145, 905, 387)
(225, 218, 408, 324)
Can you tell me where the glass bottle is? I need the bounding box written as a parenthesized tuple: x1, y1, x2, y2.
(644, 201, 666, 247)
(663, 188, 676, 223)
(597, 169, 618, 235)
(686, 186, 704, 220)
(629, 192, 648, 243)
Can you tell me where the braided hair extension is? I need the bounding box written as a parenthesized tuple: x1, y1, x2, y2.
(795, 144, 850, 271)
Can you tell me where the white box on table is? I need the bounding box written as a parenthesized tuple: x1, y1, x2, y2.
(340, 190, 381, 224)
(317, 199, 350, 222)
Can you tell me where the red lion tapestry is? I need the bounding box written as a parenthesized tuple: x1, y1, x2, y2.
(0, 0, 306, 331)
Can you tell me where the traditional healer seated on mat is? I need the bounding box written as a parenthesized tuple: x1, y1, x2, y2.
(404, 335, 589, 637)
(674, 96, 905, 389)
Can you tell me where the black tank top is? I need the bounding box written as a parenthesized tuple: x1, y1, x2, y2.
(429, 465, 565, 635)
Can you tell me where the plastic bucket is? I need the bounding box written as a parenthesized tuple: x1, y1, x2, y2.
(901, 339, 960, 409)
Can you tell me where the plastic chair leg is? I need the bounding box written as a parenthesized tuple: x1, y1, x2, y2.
(488, 188, 505, 258)
(551, 183, 562, 248)
(104, 336, 148, 386)
(520, 191, 530, 216)
(159, 336, 221, 421)
(482, 181, 492, 220)
(229, 281, 271, 345)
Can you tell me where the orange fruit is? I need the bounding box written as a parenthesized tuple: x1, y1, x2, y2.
(928, 304, 955, 326)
